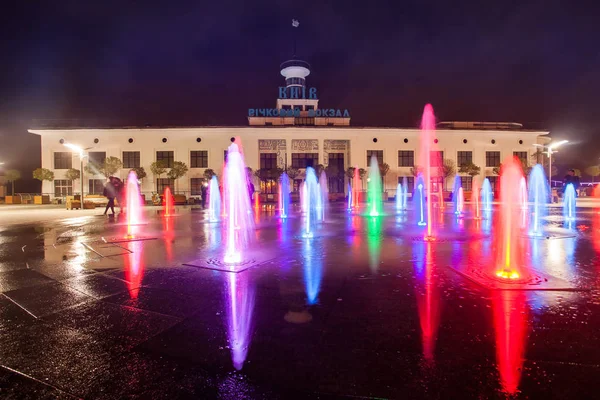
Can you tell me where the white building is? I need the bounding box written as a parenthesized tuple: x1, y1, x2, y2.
(29, 57, 549, 200)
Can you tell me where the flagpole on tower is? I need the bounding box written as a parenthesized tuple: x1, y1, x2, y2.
(292, 19, 299, 57)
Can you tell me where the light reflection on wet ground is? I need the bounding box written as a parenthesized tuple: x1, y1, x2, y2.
(1, 203, 600, 398)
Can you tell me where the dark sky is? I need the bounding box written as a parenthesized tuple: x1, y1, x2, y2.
(1, 0, 599, 190)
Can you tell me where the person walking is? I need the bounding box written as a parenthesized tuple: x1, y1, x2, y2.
(103, 178, 117, 215)
(113, 177, 124, 213)
(563, 169, 581, 196)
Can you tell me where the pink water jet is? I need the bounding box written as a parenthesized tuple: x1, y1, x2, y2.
(125, 171, 143, 238)
(163, 187, 175, 217)
(227, 272, 255, 370)
(496, 157, 526, 280)
(353, 166, 360, 208)
(418, 104, 441, 240)
(472, 179, 481, 219)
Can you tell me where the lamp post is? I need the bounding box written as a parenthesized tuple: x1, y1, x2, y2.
(533, 140, 568, 188)
(63, 143, 89, 208)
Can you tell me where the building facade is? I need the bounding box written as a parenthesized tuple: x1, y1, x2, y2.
(29, 57, 549, 199)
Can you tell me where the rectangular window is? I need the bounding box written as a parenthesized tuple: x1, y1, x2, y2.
(157, 178, 175, 194)
(294, 117, 315, 125)
(430, 151, 444, 167)
(457, 151, 472, 167)
(156, 151, 174, 168)
(260, 153, 277, 169)
(291, 153, 318, 168)
(461, 176, 473, 191)
(122, 151, 140, 168)
(367, 150, 383, 166)
(89, 152, 106, 165)
(89, 179, 105, 195)
(54, 179, 72, 196)
(260, 179, 277, 195)
(190, 178, 205, 196)
(397, 150, 414, 167)
(398, 176, 415, 193)
(190, 150, 208, 168)
(486, 151, 501, 167)
(54, 152, 72, 170)
(513, 151, 528, 165)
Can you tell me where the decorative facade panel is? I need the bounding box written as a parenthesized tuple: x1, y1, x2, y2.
(324, 140, 348, 151)
(292, 139, 318, 151)
(258, 139, 286, 151)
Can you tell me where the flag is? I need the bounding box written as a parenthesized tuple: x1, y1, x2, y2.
(292, 19, 299, 28)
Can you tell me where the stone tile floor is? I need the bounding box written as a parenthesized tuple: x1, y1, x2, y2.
(1, 203, 600, 398)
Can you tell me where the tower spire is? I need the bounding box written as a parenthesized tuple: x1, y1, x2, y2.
(292, 19, 299, 57)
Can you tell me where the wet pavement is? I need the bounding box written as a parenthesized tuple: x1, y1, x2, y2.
(1, 203, 600, 399)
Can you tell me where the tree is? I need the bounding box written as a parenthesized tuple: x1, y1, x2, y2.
(315, 164, 325, 177)
(458, 162, 481, 178)
(203, 168, 216, 181)
(167, 161, 189, 193)
(65, 168, 81, 182)
(85, 156, 122, 178)
(410, 165, 423, 177)
(346, 167, 356, 182)
(585, 166, 600, 183)
(379, 162, 390, 190)
(130, 166, 147, 181)
(32, 168, 54, 195)
(442, 159, 456, 190)
(150, 160, 168, 185)
(5, 169, 21, 195)
(358, 168, 367, 189)
(286, 167, 300, 181)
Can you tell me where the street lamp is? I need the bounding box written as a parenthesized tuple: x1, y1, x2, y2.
(63, 143, 89, 208)
(533, 140, 568, 188)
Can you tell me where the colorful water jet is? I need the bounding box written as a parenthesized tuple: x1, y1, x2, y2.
(303, 167, 320, 238)
(418, 104, 440, 239)
(452, 176, 462, 215)
(125, 171, 143, 238)
(396, 183, 404, 212)
(353, 166, 360, 208)
(367, 155, 383, 216)
(223, 142, 254, 264)
(347, 183, 353, 211)
(482, 178, 493, 212)
(208, 176, 221, 222)
(318, 170, 328, 221)
(416, 174, 426, 226)
(528, 165, 549, 236)
(413, 240, 440, 362)
(472, 178, 481, 219)
(163, 186, 175, 217)
(367, 215, 383, 273)
(496, 157, 525, 280)
(456, 188, 464, 217)
(563, 183, 576, 221)
(279, 172, 290, 218)
(226, 272, 255, 370)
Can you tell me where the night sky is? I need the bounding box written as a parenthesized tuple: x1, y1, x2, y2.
(1, 0, 598, 191)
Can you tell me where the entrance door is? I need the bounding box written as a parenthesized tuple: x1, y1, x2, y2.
(327, 153, 345, 193)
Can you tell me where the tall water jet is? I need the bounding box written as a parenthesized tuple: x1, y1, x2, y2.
(126, 171, 143, 238)
(353, 166, 360, 208)
(223, 142, 254, 264)
(226, 272, 255, 370)
(452, 176, 462, 215)
(367, 155, 383, 216)
(318, 170, 328, 221)
(563, 184, 576, 221)
(438, 184, 444, 210)
(300, 181, 307, 213)
(416, 174, 427, 226)
(528, 165, 549, 236)
(456, 188, 464, 216)
(367, 215, 383, 273)
(208, 176, 221, 222)
(303, 167, 320, 238)
(163, 186, 174, 217)
(472, 178, 481, 219)
(402, 176, 409, 210)
(482, 178, 493, 212)
(396, 183, 404, 212)
(279, 172, 290, 219)
(347, 183, 353, 211)
(418, 104, 440, 239)
(496, 157, 525, 280)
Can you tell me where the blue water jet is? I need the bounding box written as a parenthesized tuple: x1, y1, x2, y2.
(416, 174, 427, 226)
(563, 183, 576, 222)
(482, 178, 493, 212)
(452, 175, 462, 215)
(528, 165, 549, 236)
(279, 172, 290, 219)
